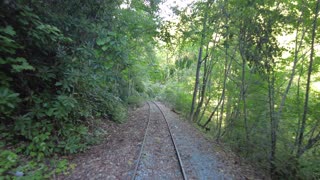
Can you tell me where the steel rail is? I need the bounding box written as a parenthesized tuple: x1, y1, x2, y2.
(152, 101, 187, 180)
(131, 102, 152, 180)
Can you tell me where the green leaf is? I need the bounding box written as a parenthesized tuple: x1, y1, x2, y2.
(0, 58, 5, 64)
(96, 38, 106, 46)
(101, 45, 109, 51)
(7, 103, 15, 108)
(10, 57, 35, 72)
(0, 26, 16, 36)
(55, 82, 63, 86)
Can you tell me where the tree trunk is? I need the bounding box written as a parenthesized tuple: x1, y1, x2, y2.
(294, 65, 303, 148)
(216, 98, 225, 141)
(296, 0, 320, 157)
(194, 53, 213, 121)
(241, 56, 249, 143)
(190, 1, 209, 121)
(277, 20, 306, 123)
(238, 24, 249, 144)
(197, 96, 212, 125)
(202, 48, 232, 128)
(268, 66, 276, 178)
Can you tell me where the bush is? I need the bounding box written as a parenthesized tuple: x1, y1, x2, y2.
(0, 150, 18, 177)
(106, 100, 128, 123)
(161, 87, 192, 115)
(0, 0, 157, 178)
(0, 3, 125, 178)
(175, 91, 192, 113)
(127, 96, 145, 108)
(0, 154, 74, 179)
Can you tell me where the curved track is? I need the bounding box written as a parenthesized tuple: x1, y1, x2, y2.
(131, 101, 187, 180)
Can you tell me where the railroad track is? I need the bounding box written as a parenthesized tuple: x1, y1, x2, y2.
(131, 101, 187, 180)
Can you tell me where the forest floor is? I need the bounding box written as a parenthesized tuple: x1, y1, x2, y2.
(60, 102, 269, 180)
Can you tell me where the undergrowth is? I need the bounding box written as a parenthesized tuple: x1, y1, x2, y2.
(0, 1, 154, 178)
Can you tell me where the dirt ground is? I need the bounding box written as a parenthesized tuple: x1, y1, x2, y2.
(60, 104, 149, 179)
(61, 102, 269, 180)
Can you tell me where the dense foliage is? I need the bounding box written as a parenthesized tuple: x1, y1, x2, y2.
(158, 0, 320, 179)
(0, 0, 160, 178)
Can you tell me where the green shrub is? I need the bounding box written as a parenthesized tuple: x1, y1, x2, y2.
(57, 124, 89, 154)
(163, 89, 177, 105)
(106, 100, 127, 123)
(161, 88, 192, 114)
(299, 155, 320, 179)
(133, 79, 145, 93)
(0, 87, 20, 116)
(127, 96, 145, 108)
(0, 1, 155, 178)
(175, 91, 192, 113)
(0, 150, 18, 177)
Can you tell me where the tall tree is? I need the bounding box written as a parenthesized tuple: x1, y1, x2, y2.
(296, 0, 320, 158)
(190, 1, 209, 121)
